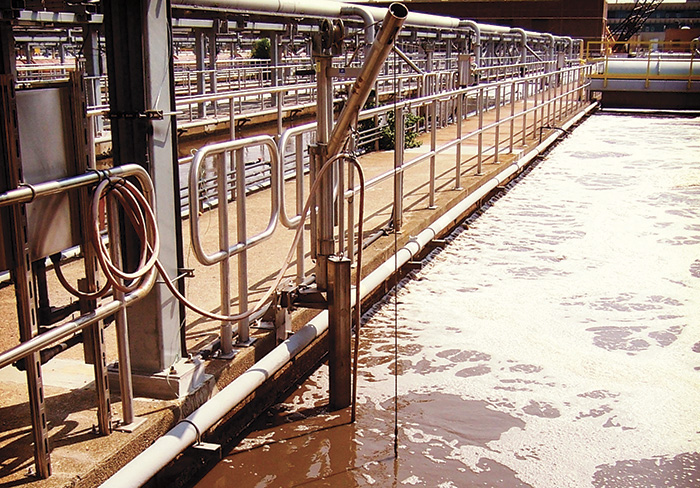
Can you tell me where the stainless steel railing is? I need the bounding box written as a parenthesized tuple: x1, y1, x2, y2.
(188, 135, 280, 354)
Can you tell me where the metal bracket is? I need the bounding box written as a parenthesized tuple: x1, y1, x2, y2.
(327, 67, 363, 78)
(108, 109, 165, 120)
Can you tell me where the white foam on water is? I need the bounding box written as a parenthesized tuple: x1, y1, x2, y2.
(357, 113, 700, 487)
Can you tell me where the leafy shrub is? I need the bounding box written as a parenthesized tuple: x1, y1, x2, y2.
(379, 110, 424, 150)
(251, 38, 271, 60)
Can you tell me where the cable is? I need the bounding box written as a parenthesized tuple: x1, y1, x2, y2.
(56, 155, 365, 330)
(392, 43, 400, 460)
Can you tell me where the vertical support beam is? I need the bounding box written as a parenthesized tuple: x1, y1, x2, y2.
(0, 23, 16, 79)
(69, 70, 112, 435)
(208, 28, 217, 97)
(83, 25, 103, 162)
(195, 28, 206, 118)
(270, 32, 282, 137)
(0, 74, 51, 479)
(103, 0, 184, 376)
(313, 54, 334, 291)
(328, 256, 351, 411)
(106, 195, 137, 427)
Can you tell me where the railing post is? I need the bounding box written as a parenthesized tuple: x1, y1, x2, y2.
(455, 92, 463, 190)
(429, 99, 437, 208)
(235, 146, 251, 344)
(295, 133, 305, 282)
(328, 255, 351, 411)
(521, 78, 528, 146)
(218, 152, 234, 356)
(509, 80, 515, 154)
(477, 86, 484, 175)
(494, 84, 501, 164)
(394, 107, 405, 229)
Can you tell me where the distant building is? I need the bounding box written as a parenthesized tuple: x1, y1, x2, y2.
(360, 0, 608, 41)
(607, 1, 700, 42)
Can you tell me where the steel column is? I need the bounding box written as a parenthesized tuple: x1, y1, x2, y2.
(103, 0, 185, 376)
(0, 75, 51, 479)
(328, 256, 351, 411)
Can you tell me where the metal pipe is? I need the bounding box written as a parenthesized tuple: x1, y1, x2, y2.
(327, 3, 408, 158)
(340, 5, 375, 49)
(459, 20, 481, 66)
(393, 45, 424, 74)
(188, 135, 280, 266)
(102, 101, 600, 488)
(510, 28, 528, 65)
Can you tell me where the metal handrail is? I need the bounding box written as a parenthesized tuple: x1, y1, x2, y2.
(0, 164, 155, 370)
(188, 135, 280, 266)
(187, 135, 281, 350)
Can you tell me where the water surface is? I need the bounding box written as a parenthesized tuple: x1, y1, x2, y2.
(196, 113, 700, 487)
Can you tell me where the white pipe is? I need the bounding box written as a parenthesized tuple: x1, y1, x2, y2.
(172, 0, 519, 34)
(102, 101, 598, 488)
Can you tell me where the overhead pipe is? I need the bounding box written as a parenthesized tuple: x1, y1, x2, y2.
(510, 27, 528, 65)
(172, 0, 518, 35)
(327, 2, 408, 158)
(340, 5, 375, 50)
(101, 101, 599, 488)
(459, 20, 481, 66)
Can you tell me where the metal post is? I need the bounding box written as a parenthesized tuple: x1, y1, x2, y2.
(84, 25, 103, 137)
(477, 87, 484, 175)
(270, 32, 282, 137)
(235, 146, 251, 344)
(0, 75, 51, 478)
(328, 256, 351, 411)
(208, 28, 217, 97)
(455, 93, 463, 190)
(218, 152, 234, 356)
(532, 77, 539, 139)
(521, 78, 528, 146)
(107, 196, 137, 428)
(494, 84, 500, 164)
(195, 28, 206, 118)
(70, 71, 112, 435)
(347, 138, 355, 264)
(103, 0, 185, 376)
(394, 107, 405, 230)
(429, 99, 436, 209)
(508, 82, 515, 154)
(314, 54, 334, 291)
(295, 133, 305, 282)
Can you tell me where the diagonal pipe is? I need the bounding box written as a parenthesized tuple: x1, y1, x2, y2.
(326, 2, 408, 158)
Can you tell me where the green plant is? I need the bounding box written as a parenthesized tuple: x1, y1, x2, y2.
(379, 110, 424, 150)
(251, 38, 271, 60)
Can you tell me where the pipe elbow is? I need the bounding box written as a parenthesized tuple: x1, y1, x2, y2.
(340, 5, 377, 44)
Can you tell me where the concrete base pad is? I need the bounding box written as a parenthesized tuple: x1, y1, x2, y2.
(108, 357, 212, 400)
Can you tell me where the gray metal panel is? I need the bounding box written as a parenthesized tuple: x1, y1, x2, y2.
(16, 86, 78, 261)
